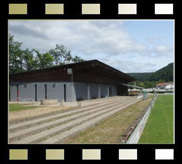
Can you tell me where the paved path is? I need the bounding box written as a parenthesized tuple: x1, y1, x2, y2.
(9, 96, 140, 144)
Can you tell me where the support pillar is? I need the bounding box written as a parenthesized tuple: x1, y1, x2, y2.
(87, 84, 90, 100)
(98, 86, 101, 98)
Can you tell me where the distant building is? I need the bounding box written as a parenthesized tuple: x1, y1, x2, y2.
(156, 82, 174, 90)
(9, 60, 136, 102)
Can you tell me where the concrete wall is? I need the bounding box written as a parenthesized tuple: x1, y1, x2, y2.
(10, 81, 117, 102)
(100, 85, 108, 97)
(10, 84, 17, 101)
(10, 82, 35, 101)
(110, 85, 117, 96)
(74, 82, 87, 100)
(10, 82, 74, 102)
(66, 83, 75, 102)
(74, 82, 117, 100)
(90, 83, 98, 99)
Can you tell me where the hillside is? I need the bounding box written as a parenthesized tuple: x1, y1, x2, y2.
(127, 72, 153, 81)
(149, 63, 173, 82)
(128, 63, 173, 82)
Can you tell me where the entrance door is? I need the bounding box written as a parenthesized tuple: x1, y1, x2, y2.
(45, 84, 47, 99)
(109, 87, 112, 97)
(35, 84, 37, 101)
(17, 85, 19, 101)
(64, 84, 66, 102)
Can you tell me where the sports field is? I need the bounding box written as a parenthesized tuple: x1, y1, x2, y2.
(138, 95, 174, 144)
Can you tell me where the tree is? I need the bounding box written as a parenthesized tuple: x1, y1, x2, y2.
(62, 50, 73, 64)
(72, 56, 84, 63)
(22, 48, 38, 71)
(142, 81, 156, 88)
(9, 34, 85, 73)
(33, 49, 54, 69)
(49, 44, 71, 65)
(9, 34, 24, 73)
(49, 44, 84, 65)
(137, 81, 145, 88)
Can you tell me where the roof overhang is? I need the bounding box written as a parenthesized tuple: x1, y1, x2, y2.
(10, 60, 136, 83)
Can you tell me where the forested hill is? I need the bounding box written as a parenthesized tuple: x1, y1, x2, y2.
(127, 63, 173, 82)
(127, 72, 152, 81)
(149, 63, 173, 81)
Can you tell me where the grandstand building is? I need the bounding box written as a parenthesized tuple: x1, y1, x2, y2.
(9, 60, 136, 102)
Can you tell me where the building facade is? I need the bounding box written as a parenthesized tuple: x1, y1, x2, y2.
(9, 60, 135, 102)
(156, 82, 174, 90)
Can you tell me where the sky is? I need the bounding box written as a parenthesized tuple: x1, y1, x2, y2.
(9, 20, 174, 73)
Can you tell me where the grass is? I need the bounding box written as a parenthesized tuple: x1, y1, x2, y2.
(138, 95, 173, 144)
(9, 103, 42, 112)
(62, 96, 154, 144)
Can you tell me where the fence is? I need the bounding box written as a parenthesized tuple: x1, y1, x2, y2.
(117, 94, 157, 144)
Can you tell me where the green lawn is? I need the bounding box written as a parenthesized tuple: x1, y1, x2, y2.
(9, 103, 41, 112)
(138, 95, 174, 144)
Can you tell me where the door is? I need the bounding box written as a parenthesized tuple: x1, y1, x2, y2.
(45, 84, 47, 99)
(109, 87, 112, 97)
(17, 85, 19, 101)
(35, 84, 37, 101)
(64, 84, 66, 102)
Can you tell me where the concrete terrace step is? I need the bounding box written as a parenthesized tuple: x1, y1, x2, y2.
(9, 98, 132, 142)
(40, 99, 140, 144)
(9, 96, 134, 131)
(9, 97, 137, 142)
(10, 98, 140, 144)
(9, 96, 130, 125)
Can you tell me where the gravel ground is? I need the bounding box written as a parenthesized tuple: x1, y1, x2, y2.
(8, 97, 120, 122)
(9, 97, 139, 144)
(9, 106, 72, 122)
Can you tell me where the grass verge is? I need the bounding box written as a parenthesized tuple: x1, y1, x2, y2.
(9, 103, 42, 112)
(138, 95, 173, 144)
(62, 96, 154, 144)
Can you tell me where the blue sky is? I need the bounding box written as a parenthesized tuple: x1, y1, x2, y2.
(9, 20, 174, 73)
(123, 21, 173, 45)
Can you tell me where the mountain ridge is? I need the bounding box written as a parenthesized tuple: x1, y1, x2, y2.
(127, 62, 173, 82)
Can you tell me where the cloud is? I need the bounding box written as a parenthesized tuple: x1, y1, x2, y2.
(141, 44, 173, 59)
(9, 23, 49, 40)
(8, 20, 173, 72)
(144, 35, 173, 57)
(99, 58, 158, 73)
(9, 20, 147, 56)
(146, 36, 165, 44)
(155, 45, 173, 54)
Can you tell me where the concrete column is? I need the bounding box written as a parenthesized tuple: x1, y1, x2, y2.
(87, 84, 90, 100)
(71, 83, 76, 102)
(107, 86, 109, 97)
(98, 86, 101, 98)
